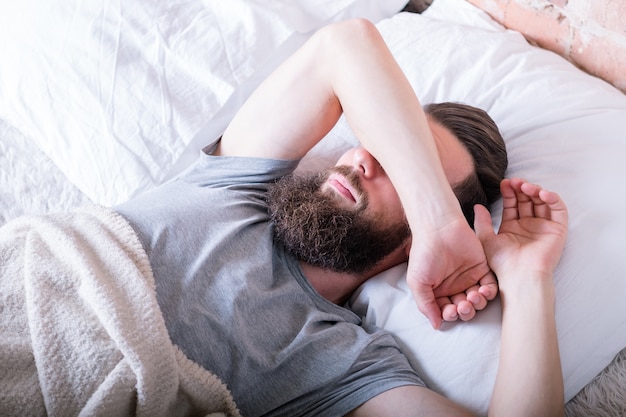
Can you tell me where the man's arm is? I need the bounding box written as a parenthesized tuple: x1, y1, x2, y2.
(477, 178, 566, 417)
(217, 19, 494, 328)
(347, 179, 567, 417)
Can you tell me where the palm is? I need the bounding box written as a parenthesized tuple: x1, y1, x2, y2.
(486, 217, 567, 277)
(477, 178, 568, 281)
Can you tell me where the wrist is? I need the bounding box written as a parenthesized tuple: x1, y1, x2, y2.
(403, 191, 465, 231)
(498, 270, 556, 305)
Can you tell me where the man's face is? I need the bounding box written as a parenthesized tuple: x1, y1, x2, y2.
(267, 120, 474, 275)
(267, 165, 410, 274)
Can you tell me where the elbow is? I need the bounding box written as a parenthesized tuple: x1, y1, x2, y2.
(315, 18, 385, 54)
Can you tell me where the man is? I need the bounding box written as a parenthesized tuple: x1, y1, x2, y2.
(116, 19, 567, 416)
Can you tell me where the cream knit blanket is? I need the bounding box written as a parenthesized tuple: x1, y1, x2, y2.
(0, 205, 240, 417)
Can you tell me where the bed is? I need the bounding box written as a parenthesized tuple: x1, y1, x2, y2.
(1, 0, 625, 415)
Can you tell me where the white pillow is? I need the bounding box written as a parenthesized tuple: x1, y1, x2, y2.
(348, 0, 626, 415)
(0, 0, 406, 205)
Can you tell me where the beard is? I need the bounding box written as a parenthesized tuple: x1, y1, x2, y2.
(267, 166, 410, 275)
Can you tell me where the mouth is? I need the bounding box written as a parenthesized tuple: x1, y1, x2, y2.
(324, 173, 359, 205)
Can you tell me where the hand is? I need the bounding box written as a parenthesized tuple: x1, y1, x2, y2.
(474, 178, 568, 287)
(406, 217, 498, 329)
(437, 273, 498, 323)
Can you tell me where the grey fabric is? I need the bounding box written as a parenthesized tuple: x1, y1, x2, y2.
(116, 153, 424, 417)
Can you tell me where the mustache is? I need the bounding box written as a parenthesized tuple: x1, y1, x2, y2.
(327, 166, 362, 191)
(321, 166, 366, 206)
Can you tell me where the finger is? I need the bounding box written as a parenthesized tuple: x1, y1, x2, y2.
(412, 284, 443, 330)
(458, 302, 477, 321)
(539, 189, 569, 226)
(478, 271, 499, 301)
(437, 297, 459, 322)
(423, 303, 443, 330)
(451, 293, 476, 321)
(532, 198, 551, 219)
(520, 181, 551, 218)
(442, 304, 459, 322)
(466, 285, 488, 311)
(473, 204, 496, 243)
(513, 179, 535, 218)
(500, 179, 520, 222)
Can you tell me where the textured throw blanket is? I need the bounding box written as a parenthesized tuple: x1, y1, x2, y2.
(0, 205, 241, 417)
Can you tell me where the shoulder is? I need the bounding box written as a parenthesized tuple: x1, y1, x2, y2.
(181, 151, 299, 187)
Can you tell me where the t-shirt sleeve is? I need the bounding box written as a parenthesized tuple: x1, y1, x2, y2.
(271, 330, 426, 417)
(179, 150, 300, 188)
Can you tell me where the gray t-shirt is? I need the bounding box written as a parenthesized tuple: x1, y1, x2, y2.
(115, 152, 424, 417)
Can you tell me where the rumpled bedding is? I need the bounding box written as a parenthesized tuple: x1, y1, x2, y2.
(0, 204, 240, 417)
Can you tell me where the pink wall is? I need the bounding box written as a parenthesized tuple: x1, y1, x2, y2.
(467, 0, 626, 93)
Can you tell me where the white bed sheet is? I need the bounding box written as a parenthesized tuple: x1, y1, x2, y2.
(0, 0, 406, 207)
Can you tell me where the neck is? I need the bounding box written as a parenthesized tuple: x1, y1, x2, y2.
(299, 260, 392, 305)
(297, 243, 410, 305)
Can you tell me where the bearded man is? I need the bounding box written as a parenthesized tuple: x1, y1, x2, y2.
(115, 18, 567, 417)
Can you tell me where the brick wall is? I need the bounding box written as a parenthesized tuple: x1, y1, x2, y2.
(466, 0, 626, 93)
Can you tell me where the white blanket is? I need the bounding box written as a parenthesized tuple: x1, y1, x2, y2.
(0, 205, 240, 417)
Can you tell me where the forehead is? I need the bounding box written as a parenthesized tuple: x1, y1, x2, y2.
(427, 118, 474, 187)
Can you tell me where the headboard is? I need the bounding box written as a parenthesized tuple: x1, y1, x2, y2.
(406, 0, 626, 93)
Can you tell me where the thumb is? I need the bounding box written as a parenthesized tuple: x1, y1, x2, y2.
(473, 204, 495, 244)
(410, 282, 442, 330)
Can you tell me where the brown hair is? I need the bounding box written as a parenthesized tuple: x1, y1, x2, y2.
(424, 102, 508, 226)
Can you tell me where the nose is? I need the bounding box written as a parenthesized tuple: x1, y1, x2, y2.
(352, 147, 383, 180)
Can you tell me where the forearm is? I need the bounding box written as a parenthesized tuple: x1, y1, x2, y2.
(489, 274, 564, 417)
(326, 20, 463, 227)
(221, 19, 462, 225)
